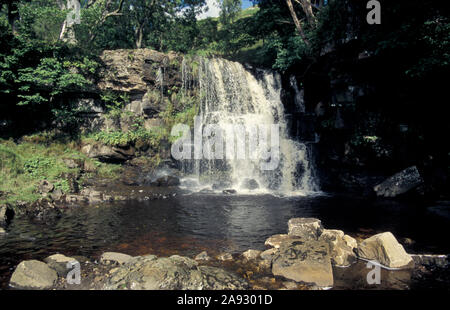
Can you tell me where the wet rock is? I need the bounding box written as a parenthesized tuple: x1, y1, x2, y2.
(265, 234, 292, 249)
(374, 166, 423, 198)
(357, 232, 414, 268)
(242, 250, 262, 261)
(100, 252, 133, 265)
(241, 179, 259, 190)
(10, 260, 58, 290)
(0, 204, 7, 225)
(81, 143, 135, 163)
(260, 248, 278, 262)
(194, 251, 211, 261)
(272, 239, 333, 287)
(104, 255, 247, 290)
(288, 218, 323, 240)
(152, 175, 180, 187)
(411, 254, 449, 268)
(223, 189, 237, 195)
(0, 227, 5, 235)
(38, 180, 54, 195)
(217, 253, 233, 262)
(319, 230, 357, 267)
(50, 189, 64, 201)
(80, 188, 103, 203)
(44, 254, 78, 277)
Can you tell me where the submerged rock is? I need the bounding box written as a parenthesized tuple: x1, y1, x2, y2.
(357, 232, 414, 268)
(104, 255, 248, 290)
(288, 218, 323, 240)
(272, 239, 333, 287)
(374, 166, 423, 198)
(100, 252, 133, 265)
(10, 260, 58, 290)
(44, 254, 78, 277)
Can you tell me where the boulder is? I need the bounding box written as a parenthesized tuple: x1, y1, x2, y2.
(374, 166, 423, 198)
(272, 239, 333, 287)
(223, 189, 237, 195)
(152, 175, 180, 187)
(44, 254, 78, 277)
(38, 180, 54, 195)
(288, 218, 323, 240)
(217, 253, 233, 262)
(241, 179, 259, 190)
(357, 232, 414, 268)
(319, 230, 357, 267)
(81, 143, 135, 163)
(194, 251, 211, 261)
(265, 234, 292, 249)
(104, 255, 248, 290)
(100, 252, 133, 265)
(242, 250, 262, 261)
(10, 260, 58, 290)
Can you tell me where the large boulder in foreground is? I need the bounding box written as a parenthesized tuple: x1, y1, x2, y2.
(10, 260, 58, 289)
(44, 254, 77, 277)
(272, 239, 333, 287)
(319, 230, 357, 267)
(357, 232, 414, 268)
(374, 166, 423, 198)
(288, 218, 323, 240)
(104, 255, 248, 290)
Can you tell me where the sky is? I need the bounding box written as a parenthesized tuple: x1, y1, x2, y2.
(197, 0, 254, 20)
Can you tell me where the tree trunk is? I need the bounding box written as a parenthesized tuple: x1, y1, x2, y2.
(296, 0, 317, 26)
(135, 23, 144, 49)
(285, 0, 310, 46)
(7, 2, 19, 35)
(58, 0, 80, 44)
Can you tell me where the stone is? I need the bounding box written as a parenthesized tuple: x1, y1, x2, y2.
(374, 166, 423, 198)
(81, 143, 135, 163)
(152, 175, 180, 187)
(223, 189, 237, 195)
(38, 180, 54, 195)
(44, 254, 78, 277)
(100, 252, 133, 265)
(242, 250, 262, 261)
(10, 260, 58, 289)
(260, 248, 278, 261)
(104, 255, 247, 290)
(50, 189, 64, 201)
(411, 254, 448, 268)
(357, 232, 414, 268)
(0, 204, 7, 225)
(217, 253, 233, 261)
(319, 230, 357, 267)
(80, 188, 103, 203)
(0, 227, 5, 235)
(265, 234, 292, 249)
(63, 158, 82, 169)
(272, 239, 333, 287)
(241, 179, 259, 190)
(194, 251, 211, 261)
(287, 218, 323, 240)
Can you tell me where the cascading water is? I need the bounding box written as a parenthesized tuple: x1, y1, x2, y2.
(179, 57, 319, 196)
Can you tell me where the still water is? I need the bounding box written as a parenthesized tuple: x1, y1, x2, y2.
(1, 192, 449, 289)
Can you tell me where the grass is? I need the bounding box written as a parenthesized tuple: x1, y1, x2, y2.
(0, 134, 123, 206)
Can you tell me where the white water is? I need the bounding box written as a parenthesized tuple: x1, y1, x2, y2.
(179, 57, 319, 196)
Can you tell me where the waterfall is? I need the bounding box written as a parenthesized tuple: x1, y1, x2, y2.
(179, 57, 319, 196)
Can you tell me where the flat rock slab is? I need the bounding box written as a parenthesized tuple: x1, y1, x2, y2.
(374, 166, 423, 197)
(10, 260, 58, 290)
(104, 255, 248, 290)
(242, 249, 262, 261)
(100, 252, 133, 265)
(288, 218, 323, 240)
(357, 232, 414, 268)
(272, 239, 333, 287)
(44, 254, 78, 277)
